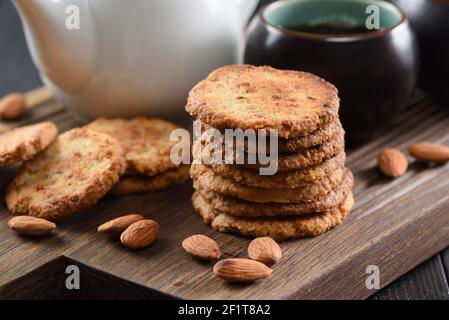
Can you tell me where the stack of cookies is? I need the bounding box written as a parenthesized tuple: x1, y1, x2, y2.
(186, 65, 354, 241)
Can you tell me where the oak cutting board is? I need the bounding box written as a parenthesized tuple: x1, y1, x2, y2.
(1, 88, 449, 300)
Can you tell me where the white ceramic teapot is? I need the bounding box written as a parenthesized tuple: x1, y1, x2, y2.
(13, 0, 259, 119)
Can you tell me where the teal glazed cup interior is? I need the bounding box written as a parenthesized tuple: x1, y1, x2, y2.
(245, 0, 418, 143)
(265, 0, 401, 34)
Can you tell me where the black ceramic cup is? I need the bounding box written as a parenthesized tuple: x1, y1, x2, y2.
(390, 0, 449, 108)
(245, 0, 419, 143)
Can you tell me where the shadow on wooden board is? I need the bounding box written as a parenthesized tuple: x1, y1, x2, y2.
(0, 257, 174, 300)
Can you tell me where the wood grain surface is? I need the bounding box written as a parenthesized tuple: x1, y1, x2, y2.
(372, 256, 449, 300)
(2, 0, 449, 300)
(1, 90, 449, 299)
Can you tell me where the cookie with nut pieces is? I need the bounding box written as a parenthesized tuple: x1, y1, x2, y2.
(6, 128, 126, 220)
(85, 117, 187, 176)
(195, 169, 353, 217)
(192, 191, 354, 241)
(195, 132, 345, 172)
(200, 119, 344, 154)
(0, 122, 58, 168)
(191, 164, 343, 203)
(111, 165, 190, 195)
(207, 153, 346, 189)
(186, 64, 340, 139)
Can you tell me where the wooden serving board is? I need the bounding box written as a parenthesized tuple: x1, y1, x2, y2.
(1, 88, 449, 300)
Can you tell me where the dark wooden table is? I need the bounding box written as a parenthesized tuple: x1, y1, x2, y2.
(1, 0, 448, 300)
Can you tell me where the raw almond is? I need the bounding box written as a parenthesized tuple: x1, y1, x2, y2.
(377, 148, 408, 178)
(0, 93, 26, 120)
(213, 258, 272, 283)
(409, 142, 449, 163)
(8, 216, 56, 236)
(120, 219, 159, 249)
(248, 237, 282, 266)
(182, 234, 221, 261)
(98, 214, 144, 236)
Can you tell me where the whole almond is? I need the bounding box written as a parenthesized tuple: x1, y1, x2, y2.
(213, 258, 272, 283)
(8, 216, 56, 236)
(409, 142, 449, 163)
(120, 219, 159, 249)
(378, 148, 408, 178)
(182, 234, 221, 261)
(0, 93, 26, 120)
(248, 237, 282, 266)
(98, 214, 144, 236)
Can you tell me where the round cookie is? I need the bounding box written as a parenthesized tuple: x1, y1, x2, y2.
(186, 64, 340, 139)
(111, 165, 190, 195)
(276, 120, 344, 153)
(240, 133, 344, 172)
(85, 117, 186, 176)
(6, 128, 126, 220)
(0, 122, 58, 168)
(195, 169, 353, 217)
(200, 119, 344, 154)
(191, 164, 343, 203)
(192, 191, 354, 241)
(208, 153, 346, 189)
(195, 133, 345, 173)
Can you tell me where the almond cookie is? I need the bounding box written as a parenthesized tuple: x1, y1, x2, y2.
(195, 132, 345, 173)
(208, 153, 346, 189)
(195, 169, 353, 217)
(6, 128, 126, 220)
(240, 133, 344, 172)
(85, 118, 186, 176)
(192, 191, 354, 241)
(111, 165, 190, 195)
(0, 122, 58, 168)
(191, 164, 343, 203)
(200, 119, 344, 154)
(186, 65, 339, 139)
